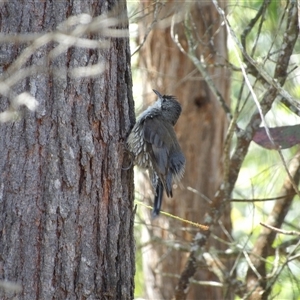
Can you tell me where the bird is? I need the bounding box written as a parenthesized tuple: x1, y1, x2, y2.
(127, 89, 185, 217)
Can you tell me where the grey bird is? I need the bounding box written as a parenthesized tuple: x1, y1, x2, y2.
(127, 89, 185, 217)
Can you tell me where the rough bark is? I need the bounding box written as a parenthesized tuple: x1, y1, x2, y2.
(0, 1, 135, 299)
(138, 1, 231, 299)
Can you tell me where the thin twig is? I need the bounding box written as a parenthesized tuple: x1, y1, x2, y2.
(260, 222, 300, 236)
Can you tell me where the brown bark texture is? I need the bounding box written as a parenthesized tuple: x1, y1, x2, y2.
(0, 1, 135, 299)
(137, 1, 231, 299)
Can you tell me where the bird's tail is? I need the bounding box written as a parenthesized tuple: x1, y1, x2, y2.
(152, 179, 164, 218)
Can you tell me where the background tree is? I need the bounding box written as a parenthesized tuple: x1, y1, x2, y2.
(136, 1, 231, 299)
(132, 0, 300, 299)
(0, 1, 135, 299)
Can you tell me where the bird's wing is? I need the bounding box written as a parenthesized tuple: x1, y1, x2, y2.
(143, 117, 171, 176)
(143, 117, 184, 198)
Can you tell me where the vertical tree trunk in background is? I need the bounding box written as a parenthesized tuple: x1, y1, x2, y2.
(138, 1, 231, 299)
(0, 1, 135, 299)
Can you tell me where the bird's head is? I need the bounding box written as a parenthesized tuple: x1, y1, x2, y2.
(153, 89, 182, 125)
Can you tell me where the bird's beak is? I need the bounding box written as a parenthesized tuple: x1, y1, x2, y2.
(152, 89, 162, 98)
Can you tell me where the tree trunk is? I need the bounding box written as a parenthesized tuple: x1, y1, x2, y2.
(0, 1, 135, 299)
(138, 1, 232, 299)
